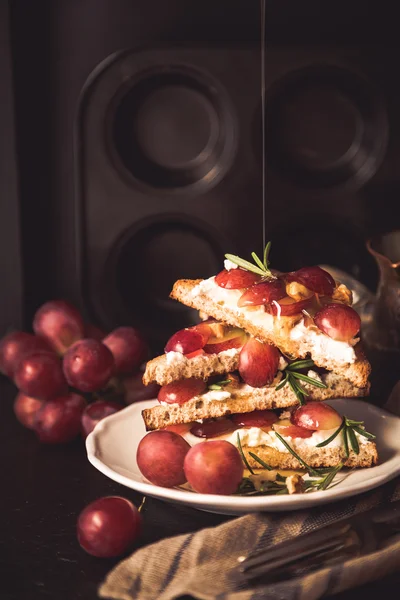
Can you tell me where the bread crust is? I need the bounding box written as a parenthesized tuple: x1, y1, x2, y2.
(241, 441, 378, 469)
(170, 279, 371, 388)
(141, 372, 369, 430)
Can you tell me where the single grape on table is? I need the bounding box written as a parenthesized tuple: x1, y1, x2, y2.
(77, 496, 142, 558)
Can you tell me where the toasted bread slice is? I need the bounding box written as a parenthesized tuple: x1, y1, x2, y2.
(143, 348, 241, 386)
(141, 372, 369, 430)
(170, 278, 370, 388)
(240, 441, 378, 469)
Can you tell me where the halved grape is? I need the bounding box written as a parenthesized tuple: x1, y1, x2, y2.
(314, 303, 361, 341)
(231, 409, 278, 428)
(165, 324, 211, 354)
(291, 402, 342, 431)
(238, 338, 280, 387)
(158, 378, 207, 405)
(190, 419, 236, 438)
(273, 419, 314, 438)
(237, 279, 286, 307)
(286, 266, 335, 296)
(215, 269, 261, 289)
(267, 296, 313, 316)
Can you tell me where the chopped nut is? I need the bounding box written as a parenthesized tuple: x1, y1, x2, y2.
(286, 281, 314, 301)
(332, 283, 353, 306)
(286, 474, 305, 494)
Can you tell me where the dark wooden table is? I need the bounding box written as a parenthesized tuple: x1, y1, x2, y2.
(1, 378, 398, 600)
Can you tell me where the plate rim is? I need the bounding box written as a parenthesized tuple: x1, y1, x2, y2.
(86, 398, 400, 511)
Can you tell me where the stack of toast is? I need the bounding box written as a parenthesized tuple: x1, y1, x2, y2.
(141, 251, 378, 471)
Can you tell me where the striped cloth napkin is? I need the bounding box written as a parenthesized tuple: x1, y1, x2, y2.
(99, 391, 400, 600)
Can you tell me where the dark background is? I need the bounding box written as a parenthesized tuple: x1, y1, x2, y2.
(2, 1, 400, 599)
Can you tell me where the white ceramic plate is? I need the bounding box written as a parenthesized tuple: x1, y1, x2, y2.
(86, 398, 400, 514)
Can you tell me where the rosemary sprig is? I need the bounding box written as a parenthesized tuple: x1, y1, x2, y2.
(276, 360, 327, 406)
(248, 451, 273, 470)
(225, 241, 276, 279)
(237, 433, 255, 475)
(316, 416, 375, 456)
(303, 462, 344, 492)
(274, 431, 320, 477)
(207, 379, 232, 391)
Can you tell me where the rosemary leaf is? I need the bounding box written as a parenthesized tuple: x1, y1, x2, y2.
(208, 384, 222, 390)
(248, 451, 273, 470)
(343, 427, 349, 458)
(315, 419, 345, 448)
(236, 433, 254, 475)
(352, 426, 376, 440)
(263, 241, 272, 269)
(274, 431, 320, 476)
(251, 252, 266, 272)
(348, 427, 360, 455)
(224, 254, 266, 276)
(275, 374, 288, 391)
(290, 372, 328, 389)
(286, 359, 315, 371)
(288, 376, 304, 404)
(318, 462, 344, 491)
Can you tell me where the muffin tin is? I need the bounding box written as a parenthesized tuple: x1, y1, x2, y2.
(76, 45, 388, 349)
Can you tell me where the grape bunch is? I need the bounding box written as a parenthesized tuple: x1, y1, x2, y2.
(0, 299, 158, 444)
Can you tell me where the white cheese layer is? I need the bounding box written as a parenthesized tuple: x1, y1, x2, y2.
(183, 425, 369, 452)
(191, 277, 357, 365)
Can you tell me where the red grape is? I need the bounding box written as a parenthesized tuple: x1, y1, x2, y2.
(165, 324, 211, 354)
(13, 393, 43, 429)
(63, 339, 115, 392)
(190, 418, 236, 438)
(215, 269, 261, 289)
(33, 300, 85, 355)
(267, 296, 313, 316)
(291, 402, 342, 431)
(34, 393, 86, 443)
(314, 303, 361, 341)
(0, 331, 52, 378)
(103, 327, 148, 375)
(184, 349, 206, 358)
(122, 371, 160, 404)
(158, 378, 206, 405)
(273, 419, 313, 438)
(203, 328, 247, 354)
(231, 409, 278, 429)
(237, 279, 286, 308)
(81, 400, 122, 438)
(184, 441, 244, 494)
(14, 351, 67, 400)
(239, 338, 280, 387)
(77, 496, 142, 558)
(136, 430, 190, 487)
(286, 266, 335, 296)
